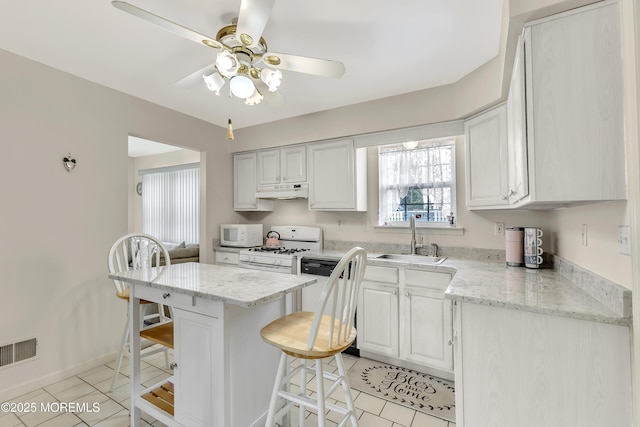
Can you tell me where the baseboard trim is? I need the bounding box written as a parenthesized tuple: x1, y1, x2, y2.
(0, 351, 118, 402)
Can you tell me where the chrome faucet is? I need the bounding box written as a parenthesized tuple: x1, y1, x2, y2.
(409, 215, 423, 254)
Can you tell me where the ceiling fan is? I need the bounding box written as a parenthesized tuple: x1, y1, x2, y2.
(111, 0, 346, 108)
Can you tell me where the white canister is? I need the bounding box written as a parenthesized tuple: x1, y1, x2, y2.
(505, 227, 525, 267)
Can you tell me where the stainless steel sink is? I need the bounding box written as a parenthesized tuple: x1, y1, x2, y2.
(374, 254, 447, 265)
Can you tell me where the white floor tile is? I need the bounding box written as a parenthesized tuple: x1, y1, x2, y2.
(34, 412, 84, 427)
(411, 411, 449, 427)
(359, 411, 394, 427)
(380, 401, 416, 427)
(354, 392, 386, 415)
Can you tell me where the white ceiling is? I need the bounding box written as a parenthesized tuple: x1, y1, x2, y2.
(0, 0, 503, 130)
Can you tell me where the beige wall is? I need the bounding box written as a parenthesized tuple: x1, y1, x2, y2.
(0, 48, 229, 399)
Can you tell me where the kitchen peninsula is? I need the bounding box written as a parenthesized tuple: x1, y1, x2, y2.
(109, 262, 317, 427)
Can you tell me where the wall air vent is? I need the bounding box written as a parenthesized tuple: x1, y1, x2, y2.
(0, 338, 37, 368)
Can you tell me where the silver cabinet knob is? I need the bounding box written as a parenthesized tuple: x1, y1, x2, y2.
(162, 293, 170, 299)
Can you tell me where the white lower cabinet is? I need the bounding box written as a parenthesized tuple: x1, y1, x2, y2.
(453, 301, 632, 427)
(358, 265, 453, 373)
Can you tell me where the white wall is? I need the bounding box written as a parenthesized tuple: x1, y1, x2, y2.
(0, 48, 229, 399)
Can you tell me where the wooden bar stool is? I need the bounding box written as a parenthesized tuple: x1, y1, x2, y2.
(261, 247, 367, 427)
(108, 233, 174, 392)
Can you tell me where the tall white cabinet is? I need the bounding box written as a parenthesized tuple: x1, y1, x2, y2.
(524, 1, 625, 204)
(464, 1, 626, 210)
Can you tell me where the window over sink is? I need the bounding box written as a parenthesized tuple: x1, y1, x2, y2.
(378, 138, 456, 226)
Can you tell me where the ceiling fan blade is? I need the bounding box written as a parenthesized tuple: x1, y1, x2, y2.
(111, 1, 223, 50)
(175, 63, 217, 89)
(261, 52, 345, 78)
(236, 0, 276, 48)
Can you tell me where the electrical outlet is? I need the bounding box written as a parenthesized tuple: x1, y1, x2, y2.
(618, 225, 631, 255)
(581, 224, 588, 247)
(494, 222, 505, 237)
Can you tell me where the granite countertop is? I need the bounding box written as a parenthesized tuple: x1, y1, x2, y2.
(303, 249, 631, 326)
(109, 262, 316, 307)
(442, 259, 631, 326)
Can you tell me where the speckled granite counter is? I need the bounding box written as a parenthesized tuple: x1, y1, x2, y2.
(109, 262, 316, 307)
(303, 249, 631, 326)
(442, 259, 631, 326)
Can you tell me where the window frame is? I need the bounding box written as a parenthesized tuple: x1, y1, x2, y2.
(377, 138, 456, 228)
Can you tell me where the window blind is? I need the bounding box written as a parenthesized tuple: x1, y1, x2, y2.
(140, 163, 199, 244)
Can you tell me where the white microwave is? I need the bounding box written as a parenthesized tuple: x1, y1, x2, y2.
(220, 224, 263, 247)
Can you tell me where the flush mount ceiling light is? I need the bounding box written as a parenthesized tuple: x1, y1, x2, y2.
(112, 0, 346, 110)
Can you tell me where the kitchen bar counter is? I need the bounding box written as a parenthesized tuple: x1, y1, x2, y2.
(109, 262, 316, 307)
(110, 262, 316, 427)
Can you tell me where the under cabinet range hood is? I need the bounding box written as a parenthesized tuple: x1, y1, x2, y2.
(256, 183, 309, 199)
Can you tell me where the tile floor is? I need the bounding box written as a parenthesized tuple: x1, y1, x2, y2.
(0, 349, 456, 427)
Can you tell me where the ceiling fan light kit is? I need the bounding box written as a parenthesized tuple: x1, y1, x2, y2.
(111, 0, 345, 136)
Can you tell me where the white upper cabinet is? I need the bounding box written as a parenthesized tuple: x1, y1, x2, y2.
(233, 152, 274, 211)
(307, 138, 367, 211)
(257, 145, 306, 186)
(464, 104, 509, 208)
(506, 35, 529, 204)
(523, 1, 625, 205)
(465, 1, 626, 211)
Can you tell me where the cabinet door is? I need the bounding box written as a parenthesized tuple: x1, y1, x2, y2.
(233, 153, 273, 211)
(173, 308, 221, 427)
(281, 145, 307, 183)
(308, 139, 359, 210)
(402, 269, 453, 371)
(464, 104, 509, 208)
(257, 149, 280, 186)
(357, 281, 399, 356)
(401, 287, 453, 371)
(506, 35, 529, 204)
(525, 2, 625, 203)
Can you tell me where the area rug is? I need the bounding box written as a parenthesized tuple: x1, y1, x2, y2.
(347, 358, 455, 422)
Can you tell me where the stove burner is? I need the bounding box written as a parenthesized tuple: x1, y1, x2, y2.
(248, 246, 310, 255)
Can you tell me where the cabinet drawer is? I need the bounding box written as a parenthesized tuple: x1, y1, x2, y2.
(133, 286, 222, 318)
(404, 269, 451, 291)
(215, 251, 239, 265)
(364, 266, 399, 284)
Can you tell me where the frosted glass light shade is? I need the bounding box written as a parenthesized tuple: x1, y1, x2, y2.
(229, 75, 256, 99)
(216, 51, 239, 78)
(260, 68, 282, 92)
(245, 89, 263, 106)
(202, 72, 225, 95)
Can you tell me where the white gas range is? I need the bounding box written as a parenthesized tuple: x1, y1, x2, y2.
(237, 226, 323, 273)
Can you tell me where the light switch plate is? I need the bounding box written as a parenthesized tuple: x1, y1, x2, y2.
(618, 225, 631, 256)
